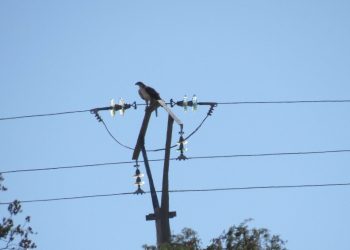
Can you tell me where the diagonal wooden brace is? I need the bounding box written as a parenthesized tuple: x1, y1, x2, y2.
(132, 103, 158, 160)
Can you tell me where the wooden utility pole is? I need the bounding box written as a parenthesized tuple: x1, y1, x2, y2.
(133, 103, 177, 248)
(159, 115, 174, 244)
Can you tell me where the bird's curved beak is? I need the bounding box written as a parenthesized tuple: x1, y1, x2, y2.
(135, 81, 143, 87)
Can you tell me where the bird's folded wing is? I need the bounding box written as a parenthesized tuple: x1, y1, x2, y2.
(157, 100, 183, 125)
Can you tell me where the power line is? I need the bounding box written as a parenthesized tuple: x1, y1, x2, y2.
(1, 99, 350, 121)
(2, 149, 350, 174)
(0, 191, 135, 205)
(0, 109, 91, 121)
(100, 119, 135, 150)
(1, 160, 139, 174)
(215, 99, 350, 105)
(0, 182, 349, 205)
(169, 182, 350, 193)
(99, 104, 215, 152)
(187, 149, 350, 160)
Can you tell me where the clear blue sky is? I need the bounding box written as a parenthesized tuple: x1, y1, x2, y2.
(1, 1, 350, 249)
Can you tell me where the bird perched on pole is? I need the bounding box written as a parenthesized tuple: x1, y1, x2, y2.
(135, 81, 183, 126)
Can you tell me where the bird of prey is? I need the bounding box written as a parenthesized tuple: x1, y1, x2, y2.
(135, 81, 183, 126)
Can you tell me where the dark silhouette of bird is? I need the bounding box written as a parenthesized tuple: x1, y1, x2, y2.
(135, 81, 183, 125)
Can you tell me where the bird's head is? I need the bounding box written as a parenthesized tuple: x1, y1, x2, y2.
(135, 81, 146, 88)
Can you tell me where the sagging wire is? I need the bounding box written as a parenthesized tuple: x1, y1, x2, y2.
(147, 101, 217, 154)
(91, 96, 216, 154)
(90, 101, 136, 150)
(176, 101, 216, 160)
(183, 103, 216, 141)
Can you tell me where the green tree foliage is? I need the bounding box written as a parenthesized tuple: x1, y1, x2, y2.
(0, 174, 37, 250)
(143, 220, 287, 250)
(206, 220, 287, 250)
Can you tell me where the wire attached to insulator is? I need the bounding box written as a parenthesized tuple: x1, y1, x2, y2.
(170, 99, 176, 108)
(207, 103, 217, 116)
(92, 97, 215, 153)
(131, 101, 137, 110)
(90, 109, 103, 122)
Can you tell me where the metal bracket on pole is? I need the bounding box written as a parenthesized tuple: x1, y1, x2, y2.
(146, 211, 177, 221)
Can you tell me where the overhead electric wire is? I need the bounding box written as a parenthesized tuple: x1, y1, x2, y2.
(2, 148, 350, 174)
(0, 182, 349, 205)
(0, 109, 91, 121)
(95, 99, 350, 152)
(1, 160, 139, 174)
(1, 99, 350, 121)
(169, 182, 350, 193)
(100, 119, 134, 150)
(99, 104, 214, 152)
(187, 149, 350, 160)
(216, 99, 350, 105)
(0, 191, 135, 204)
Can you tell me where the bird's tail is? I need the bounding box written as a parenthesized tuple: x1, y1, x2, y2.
(157, 99, 183, 126)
